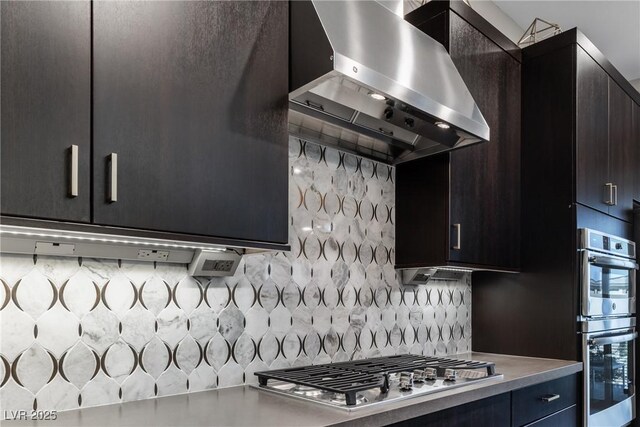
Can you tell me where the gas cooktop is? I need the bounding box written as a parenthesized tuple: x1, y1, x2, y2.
(253, 354, 502, 411)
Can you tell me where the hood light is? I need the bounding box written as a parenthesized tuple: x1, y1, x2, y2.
(435, 122, 450, 129)
(368, 92, 386, 101)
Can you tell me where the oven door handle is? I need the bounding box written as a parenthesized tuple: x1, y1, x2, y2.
(589, 256, 638, 270)
(589, 332, 638, 346)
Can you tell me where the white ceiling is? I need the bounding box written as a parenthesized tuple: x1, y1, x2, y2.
(493, 1, 640, 82)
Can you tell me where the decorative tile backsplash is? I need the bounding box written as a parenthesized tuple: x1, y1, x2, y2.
(0, 137, 471, 414)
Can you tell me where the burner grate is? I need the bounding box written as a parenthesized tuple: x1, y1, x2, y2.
(255, 354, 496, 406)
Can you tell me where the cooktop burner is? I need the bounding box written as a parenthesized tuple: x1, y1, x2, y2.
(253, 354, 502, 410)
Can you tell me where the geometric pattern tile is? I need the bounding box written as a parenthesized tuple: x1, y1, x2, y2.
(0, 136, 471, 415)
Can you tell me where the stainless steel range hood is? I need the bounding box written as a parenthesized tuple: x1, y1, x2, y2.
(289, 0, 490, 164)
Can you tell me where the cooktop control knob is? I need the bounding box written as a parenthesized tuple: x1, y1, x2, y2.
(399, 372, 414, 391)
(444, 369, 457, 381)
(424, 367, 437, 381)
(413, 369, 426, 383)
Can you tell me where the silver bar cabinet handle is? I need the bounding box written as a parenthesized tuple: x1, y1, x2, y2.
(604, 183, 614, 206)
(109, 153, 118, 203)
(452, 224, 461, 250)
(613, 184, 618, 206)
(540, 394, 560, 402)
(69, 145, 78, 197)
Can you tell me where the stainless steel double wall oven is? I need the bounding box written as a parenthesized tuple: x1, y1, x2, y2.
(579, 228, 638, 426)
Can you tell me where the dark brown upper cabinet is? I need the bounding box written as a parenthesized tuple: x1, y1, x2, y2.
(1, 1, 91, 222)
(396, 1, 521, 271)
(524, 30, 639, 224)
(92, 1, 289, 245)
(1, 1, 289, 249)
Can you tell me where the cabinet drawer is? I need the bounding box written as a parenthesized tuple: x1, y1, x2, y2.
(523, 405, 577, 427)
(512, 374, 578, 426)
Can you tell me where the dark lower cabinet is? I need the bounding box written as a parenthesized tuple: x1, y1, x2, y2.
(92, 1, 289, 243)
(398, 0, 521, 271)
(1, 0, 91, 222)
(524, 406, 577, 427)
(511, 374, 578, 426)
(387, 374, 579, 427)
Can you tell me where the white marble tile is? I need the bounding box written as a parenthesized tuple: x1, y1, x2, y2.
(35, 256, 81, 289)
(35, 376, 79, 411)
(232, 278, 255, 312)
(175, 336, 201, 374)
(81, 259, 119, 286)
(257, 332, 279, 365)
(36, 304, 79, 358)
(205, 333, 229, 371)
(14, 269, 55, 320)
(0, 303, 36, 361)
(331, 307, 350, 334)
(0, 379, 35, 412)
(81, 305, 120, 354)
(232, 333, 256, 368)
(188, 305, 218, 344)
(62, 342, 97, 389)
(187, 364, 217, 392)
(119, 260, 155, 287)
(323, 329, 340, 357)
(205, 279, 231, 314)
(104, 340, 136, 384)
(157, 304, 188, 348)
(139, 276, 170, 315)
(120, 304, 156, 352)
(268, 305, 291, 337)
(174, 277, 203, 315)
(281, 333, 300, 362)
(243, 306, 268, 339)
(0, 254, 36, 288)
(61, 271, 99, 317)
(218, 306, 245, 344)
(141, 337, 170, 379)
(15, 343, 54, 394)
(301, 281, 321, 309)
(120, 368, 155, 402)
(80, 371, 120, 407)
(156, 365, 188, 397)
(217, 361, 244, 388)
(103, 275, 136, 316)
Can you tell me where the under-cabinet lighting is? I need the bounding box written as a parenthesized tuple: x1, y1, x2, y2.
(435, 122, 450, 129)
(0, 226, 226, 252)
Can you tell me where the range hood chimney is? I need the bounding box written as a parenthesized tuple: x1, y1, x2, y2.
(288, 0, 490, 164)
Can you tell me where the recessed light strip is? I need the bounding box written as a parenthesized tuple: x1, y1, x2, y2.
(0, 225, 227, 252)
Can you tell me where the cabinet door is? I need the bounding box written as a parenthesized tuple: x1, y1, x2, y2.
(92, 1, 288, 243)
(608, 79, 634, 222)
(1, 1, 91, 222)
(576, 47, 610, 214)
(447, 13, 521, 268)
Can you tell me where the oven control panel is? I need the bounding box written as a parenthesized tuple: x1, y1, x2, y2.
(581, 228, 636, 259)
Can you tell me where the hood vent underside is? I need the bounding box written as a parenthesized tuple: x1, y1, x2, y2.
(289, 0, 490, 165)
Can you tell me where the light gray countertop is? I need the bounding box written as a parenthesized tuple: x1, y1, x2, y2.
(4, 352, 582, 427)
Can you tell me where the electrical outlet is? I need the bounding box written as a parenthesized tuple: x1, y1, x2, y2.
(137, 249, 170, 261)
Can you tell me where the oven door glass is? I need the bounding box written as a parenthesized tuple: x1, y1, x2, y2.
(584, 251, 637, 317)
(587, 330, 636, 419)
